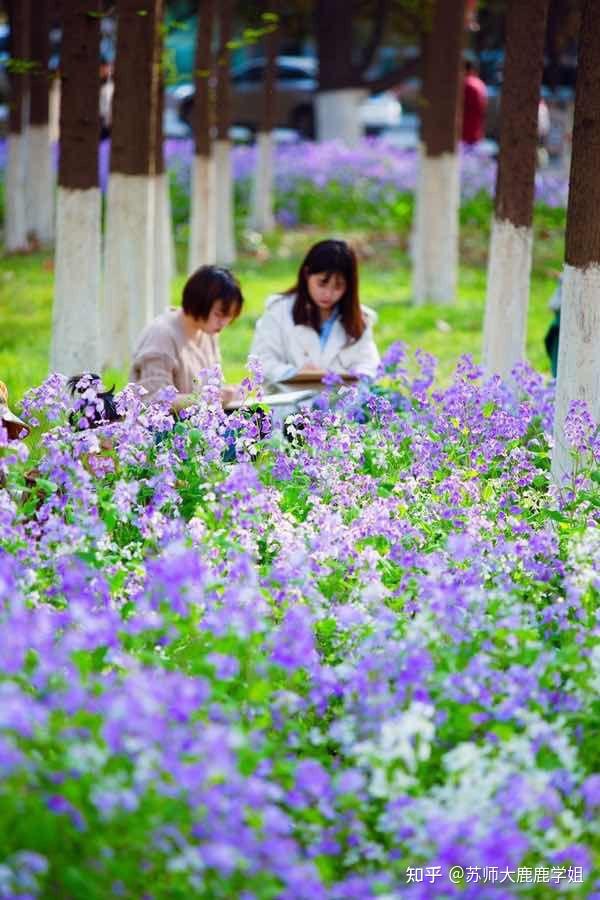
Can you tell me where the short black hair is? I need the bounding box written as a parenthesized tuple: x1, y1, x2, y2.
(182, 266, 244, 321)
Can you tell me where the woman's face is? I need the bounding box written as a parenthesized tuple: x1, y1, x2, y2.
(305, 270, 347, 314)
(199, 299, 237, 335)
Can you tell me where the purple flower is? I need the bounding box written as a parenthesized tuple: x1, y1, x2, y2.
(582, 774, 600, 811)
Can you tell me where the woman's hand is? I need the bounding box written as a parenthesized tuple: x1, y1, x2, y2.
(220, 384, 241, 407)
(171, 393, 195, 413)
(297, 364, 325, 378)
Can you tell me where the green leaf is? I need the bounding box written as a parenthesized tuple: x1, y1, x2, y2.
(247, 679, 272, 704)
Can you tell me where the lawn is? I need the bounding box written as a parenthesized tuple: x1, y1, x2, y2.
(0, 210, 562, 407)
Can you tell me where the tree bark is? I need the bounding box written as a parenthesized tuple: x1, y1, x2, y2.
(5, 0, 31, 252)
(110, 0, 163, 177)
(215, 0, 233, 142)
(552, 0, 600, 481)
(421, 0, 466, 157)
(482, 0, 549, 381)
(413, 0, 466, 304)
(564, 7, 600, 270)
(188, 0, 217, 270)
(494, 0, 549, 229)
(314, 0, 363, 143)
(315, 0, 392, 90)
(27, 0, 55, 245)
(51, 1, 102, 375)
(215, 0, 236, 264)
(153, 43, 175, 314)
(58, 3, 99, 191)
(357, 0, 390, 76)
(103, 0, 164, 369)
(193, 0, 214, 158)
(260, 2, 279, 135)
(6, 0, 30, 135)
(315, 0, 355, 91)
(30, 0, 50, 128)
(250, 0, 279, 233)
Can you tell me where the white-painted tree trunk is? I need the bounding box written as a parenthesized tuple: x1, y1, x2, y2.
(551, 264, 600, 482)
(482, 218, 533, 381)
(250, 130, 275, 233)
(5, 133, 29, 252)
(49, 77, 60, 143)
(26, 123, 55, 246)
(51, 187, 102, 375)
(103, 173, 156, 370)
(214, 139, 236, 266)
(315, 89, 366, 146)
(412, 148, 460, 304)
(188, 152, 217, 273)
(153, 172, 175, 315)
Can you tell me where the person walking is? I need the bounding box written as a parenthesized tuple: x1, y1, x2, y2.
(462, 60, 488, 145)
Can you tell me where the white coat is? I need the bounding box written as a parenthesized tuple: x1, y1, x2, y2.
(249, 293, 380, 385)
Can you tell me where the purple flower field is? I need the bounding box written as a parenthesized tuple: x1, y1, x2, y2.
(1, 351, 599, 898)
(0, 138, 568, 225)
(161, 140, 569, 229)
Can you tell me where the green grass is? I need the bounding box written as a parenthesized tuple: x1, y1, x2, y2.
(0, 210, 564, 408)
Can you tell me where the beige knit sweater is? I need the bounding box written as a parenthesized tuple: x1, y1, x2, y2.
(130, 309, 221, 401)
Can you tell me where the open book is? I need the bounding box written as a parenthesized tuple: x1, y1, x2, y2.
(224, 389, 317, 411)
(280, 372, 359, 385)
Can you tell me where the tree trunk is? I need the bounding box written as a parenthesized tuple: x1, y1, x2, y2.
(482, 0, 549, 381)
(250, 1, 279, 233)
(412, 0, 466, 304)
(27, 0, 54, 247)
(153, 62, 175, 314)
(315, 88, 366, 146)
(552, 0, 600, 481)
(313, 0, 391, 144)
(51, 1, 102, 376)
(214, 0, 236, 265)
(314, 0, 364, 144)
(315, 0, 355, 92)
(188, 0, 217, 271)
(103, 0, 164, 370)
(5, 0, 31, 252)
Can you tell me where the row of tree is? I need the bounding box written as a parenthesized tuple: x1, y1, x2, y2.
(4, 0, 230, 373)
(6, 0, 291, 377)
(4, 0, 600, 481)
(5, 0, 55, 252)
(419, 0, 599, 480)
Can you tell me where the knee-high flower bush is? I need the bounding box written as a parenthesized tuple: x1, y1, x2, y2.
(0, 350, 598, 899)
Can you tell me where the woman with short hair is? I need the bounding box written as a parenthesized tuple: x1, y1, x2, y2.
(130, 265, 243, 408)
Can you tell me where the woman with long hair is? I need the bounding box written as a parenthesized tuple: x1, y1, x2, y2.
(249, 239, 380, 385)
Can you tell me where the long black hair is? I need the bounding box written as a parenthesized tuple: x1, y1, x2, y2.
(286, 240, 365, 341)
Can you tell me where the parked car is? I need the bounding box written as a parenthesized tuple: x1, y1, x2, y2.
(166, 55, 401, 139)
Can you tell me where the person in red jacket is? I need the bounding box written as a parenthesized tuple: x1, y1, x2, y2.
(462, 61, 488, 144)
